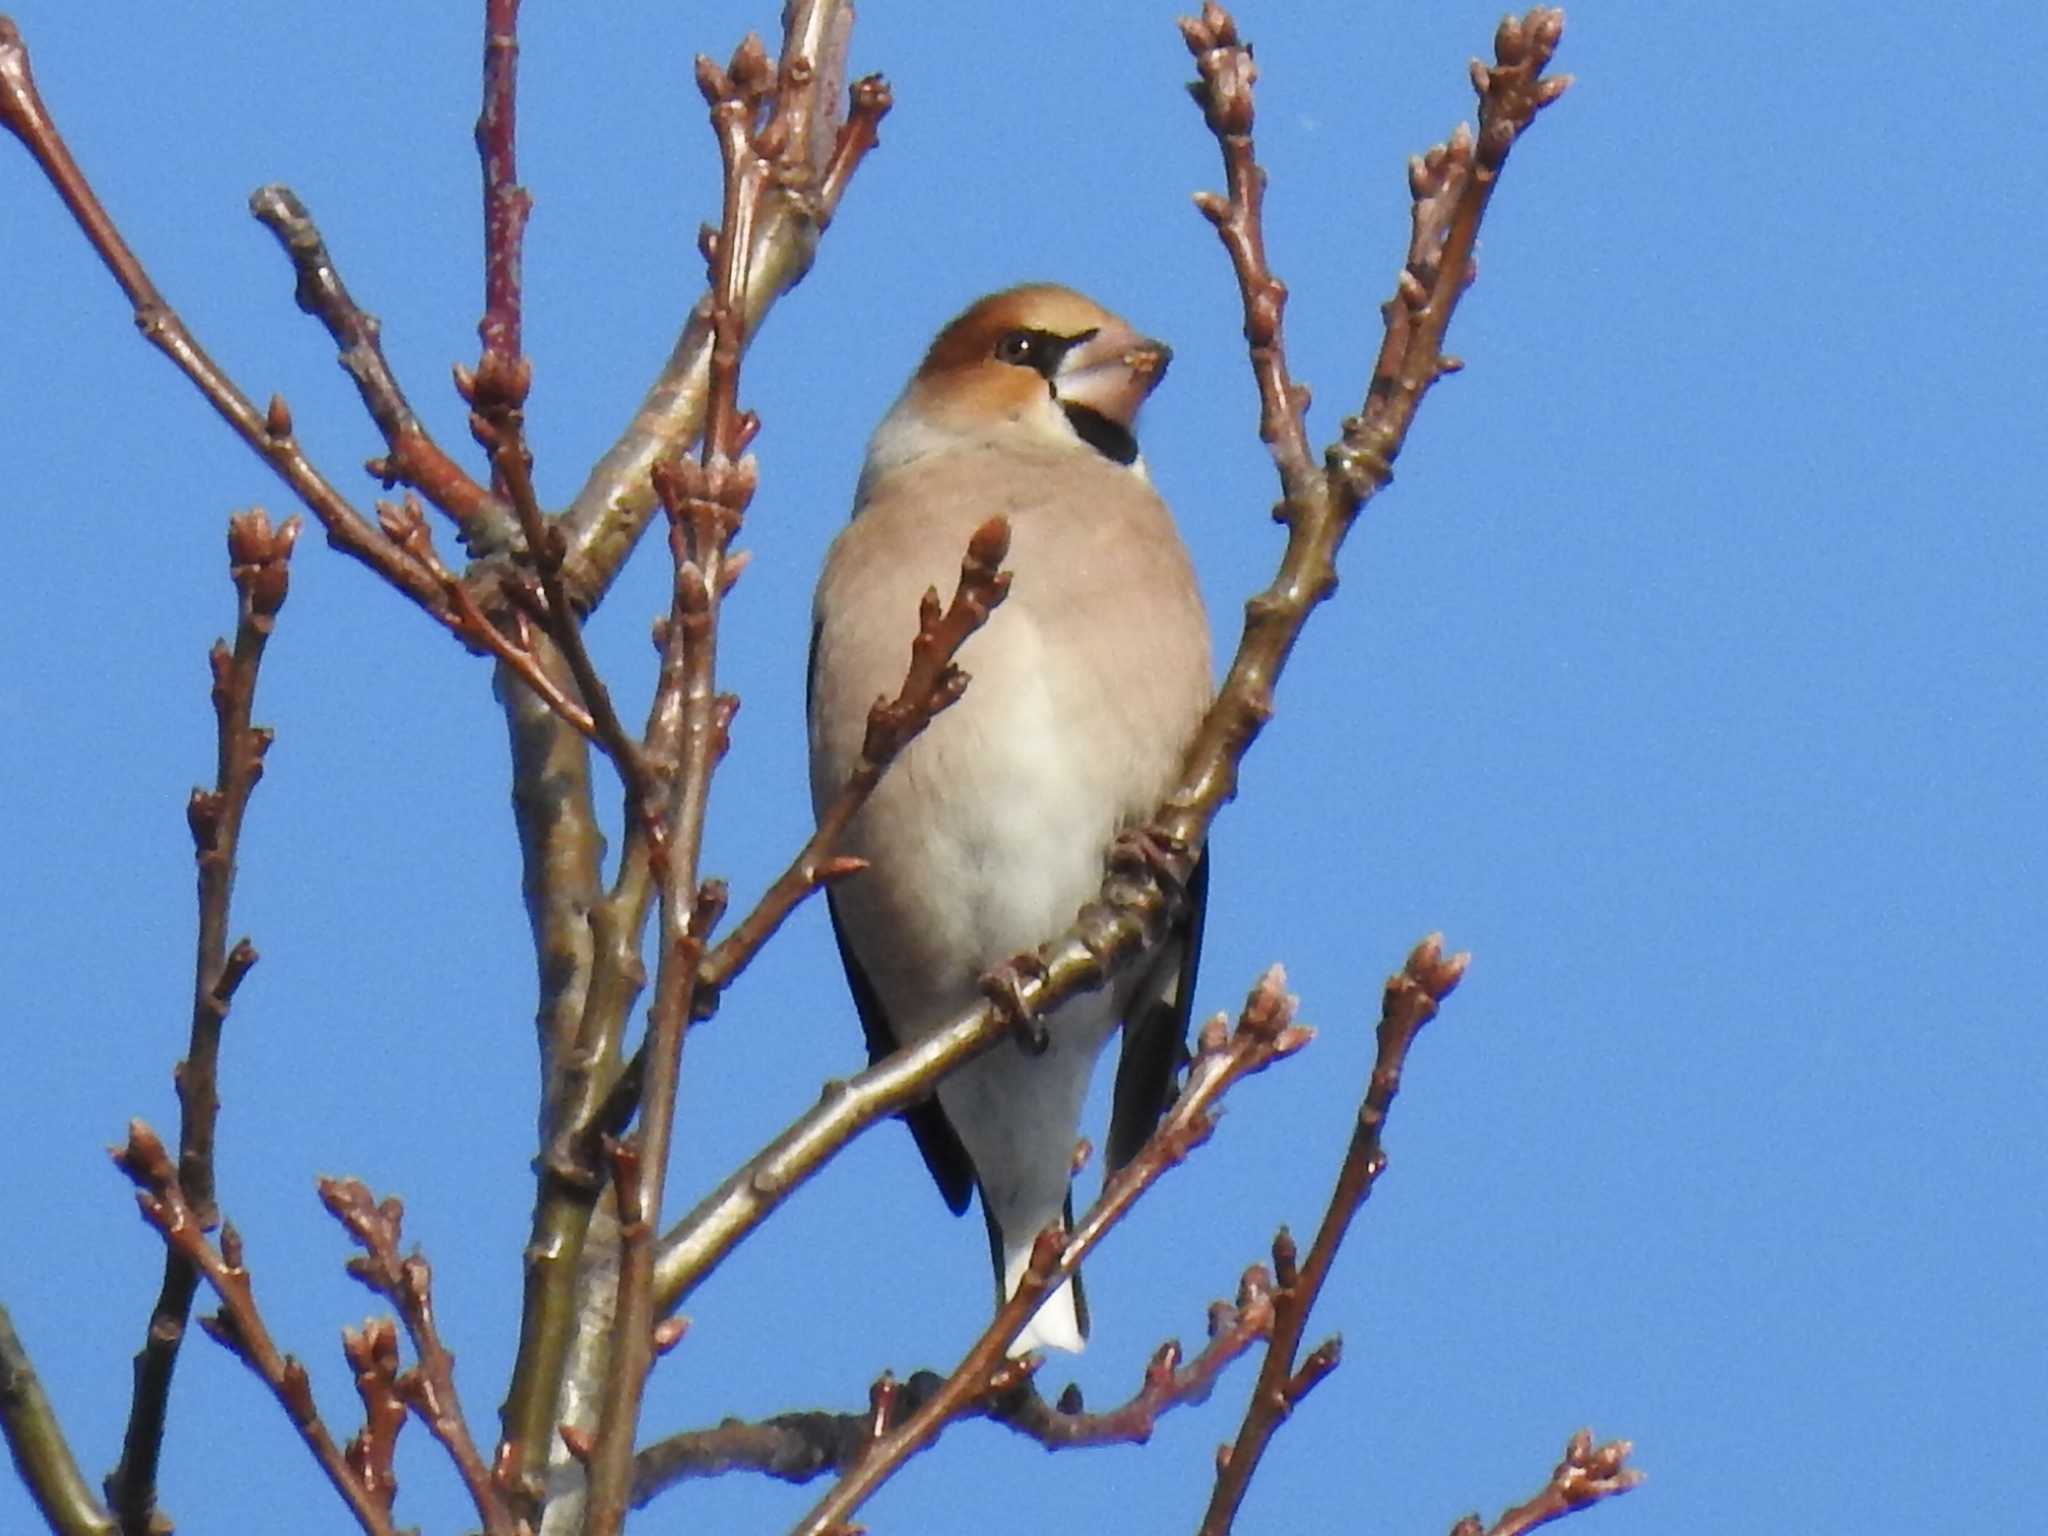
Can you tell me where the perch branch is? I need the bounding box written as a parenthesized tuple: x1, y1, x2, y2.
(1198, 935, 1468, 1534)
(105, 510, 295, 1536)
(792, 969, 1311, 1533)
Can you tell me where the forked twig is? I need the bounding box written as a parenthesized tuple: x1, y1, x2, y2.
(792, 970, 1312, 1534)
(1198, 936, 1467, 1533)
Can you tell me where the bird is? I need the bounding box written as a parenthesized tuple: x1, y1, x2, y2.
(807, 284, 1212, 1354)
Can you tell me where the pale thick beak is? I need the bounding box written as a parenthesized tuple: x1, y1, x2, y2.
(1053, 323, 1172, 429)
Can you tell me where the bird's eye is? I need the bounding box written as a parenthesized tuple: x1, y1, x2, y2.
(993, 330, 1041, 368)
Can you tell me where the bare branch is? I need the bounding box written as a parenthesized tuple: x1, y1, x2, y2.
(247, 184, 511, 553)
(111, 1124, 401, 1536)
(1449, 1429, 1644, 1536)
(320, 1180, 527, 1536)
(475, 0, 532, 378)
(554, 0, 880, 606)
(1199, 936, 1467, 1533)
(792, 969, 1312, 1533)
(105, 510, 295, 1536)
(0, 1304, 118, 1536)
(0, 21, 448, 613)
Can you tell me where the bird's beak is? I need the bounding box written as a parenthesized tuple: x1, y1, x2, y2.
(1053, 322, 1172, 429)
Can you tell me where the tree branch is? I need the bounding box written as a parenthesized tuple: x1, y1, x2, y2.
(553, 0, 881, 606)
(0, 21, 449, 613)
(111, 1125, 401, 1536)
(247, 184, 511, 554)
(0, 1304, 117, 1536)
(791, 969, 1312, 1533)
(1198, 935, 1467, 1533)
(493, 10, 887, 1502)
(105, 510, 295, 1536)
(1449, 1429, 1643, 1536)
(320, 1180, 527, 1536)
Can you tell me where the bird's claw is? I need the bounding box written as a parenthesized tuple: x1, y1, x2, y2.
(1109, 822, 1192, 897)
(981, 954, 1051, 1056)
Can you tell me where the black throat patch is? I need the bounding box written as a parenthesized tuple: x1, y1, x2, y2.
(1061, 402, 1138, 466)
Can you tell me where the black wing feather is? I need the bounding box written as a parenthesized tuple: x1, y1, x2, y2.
(1106, 845, 1211, 1171)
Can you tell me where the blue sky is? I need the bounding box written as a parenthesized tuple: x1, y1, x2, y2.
(4, 3, 2043, 1533)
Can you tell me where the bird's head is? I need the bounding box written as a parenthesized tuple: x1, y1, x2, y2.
(866, 284, 1172, 482)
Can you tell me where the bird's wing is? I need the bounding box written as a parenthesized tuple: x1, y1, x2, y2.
(823, 888, 977, 1214)
(1106, 844, 1211, 1171)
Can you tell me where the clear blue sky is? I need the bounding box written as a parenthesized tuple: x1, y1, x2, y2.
(5, 3, 2042, 1532)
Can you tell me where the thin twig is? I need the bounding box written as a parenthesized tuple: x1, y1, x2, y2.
(0, 21, 446, 613)
(247, 184, 510, 553)
(1449, 1429, 1644, 1536)
(105, 510, 295, 1536)
(698, 514, 1009, 1005)
(1198, 936, 1467, 1533)
(554, 0, 880, 605)
(583, 29, 795, 1531)
(0, 1304, 118, 1536)
(111, 1125, 401, 1536)
(339, 1320, 406, 1527)
(320, 1180, 527, 1536)
(476, 0, 532, 378)
(793, 970, 1312, 1534)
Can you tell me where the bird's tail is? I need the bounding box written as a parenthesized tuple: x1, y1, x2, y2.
(989, 1194, 1089, 1356)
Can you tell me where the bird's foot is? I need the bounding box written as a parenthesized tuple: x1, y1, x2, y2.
(1108, 822, 1194, 896)
(981, 953, 1051, 1056)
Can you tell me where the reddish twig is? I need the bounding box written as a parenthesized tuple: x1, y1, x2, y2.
(1181, 4, 1316, 504)
(485, 431, 665, 852)
(105, 510, 295, 1536)
(319, 1181, 527, 1536)
(0, 21, 446, 614)
(247, 184, 509, 553)
(475, 0, 532, 377)
(339, 1320, 406, 1525)
(554, 0, 883, 605)
(792, 969, 1312, 1534)
(1449, 1429, 1644, 1536)
(582, 31, 799, 1525)
(702, 513, 1010, 1002)
(1, 1305, 117, 1536)
(111, 1125, 400, 1536)
(992, 1262, 1277, 1448)
(626, 1265, 1269, 1509)
(592, 513, 1011, 1148)
(1197, 936, 1467, 1534)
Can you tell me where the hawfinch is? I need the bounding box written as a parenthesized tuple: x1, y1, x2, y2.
(807, 284, 1212, 1354)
